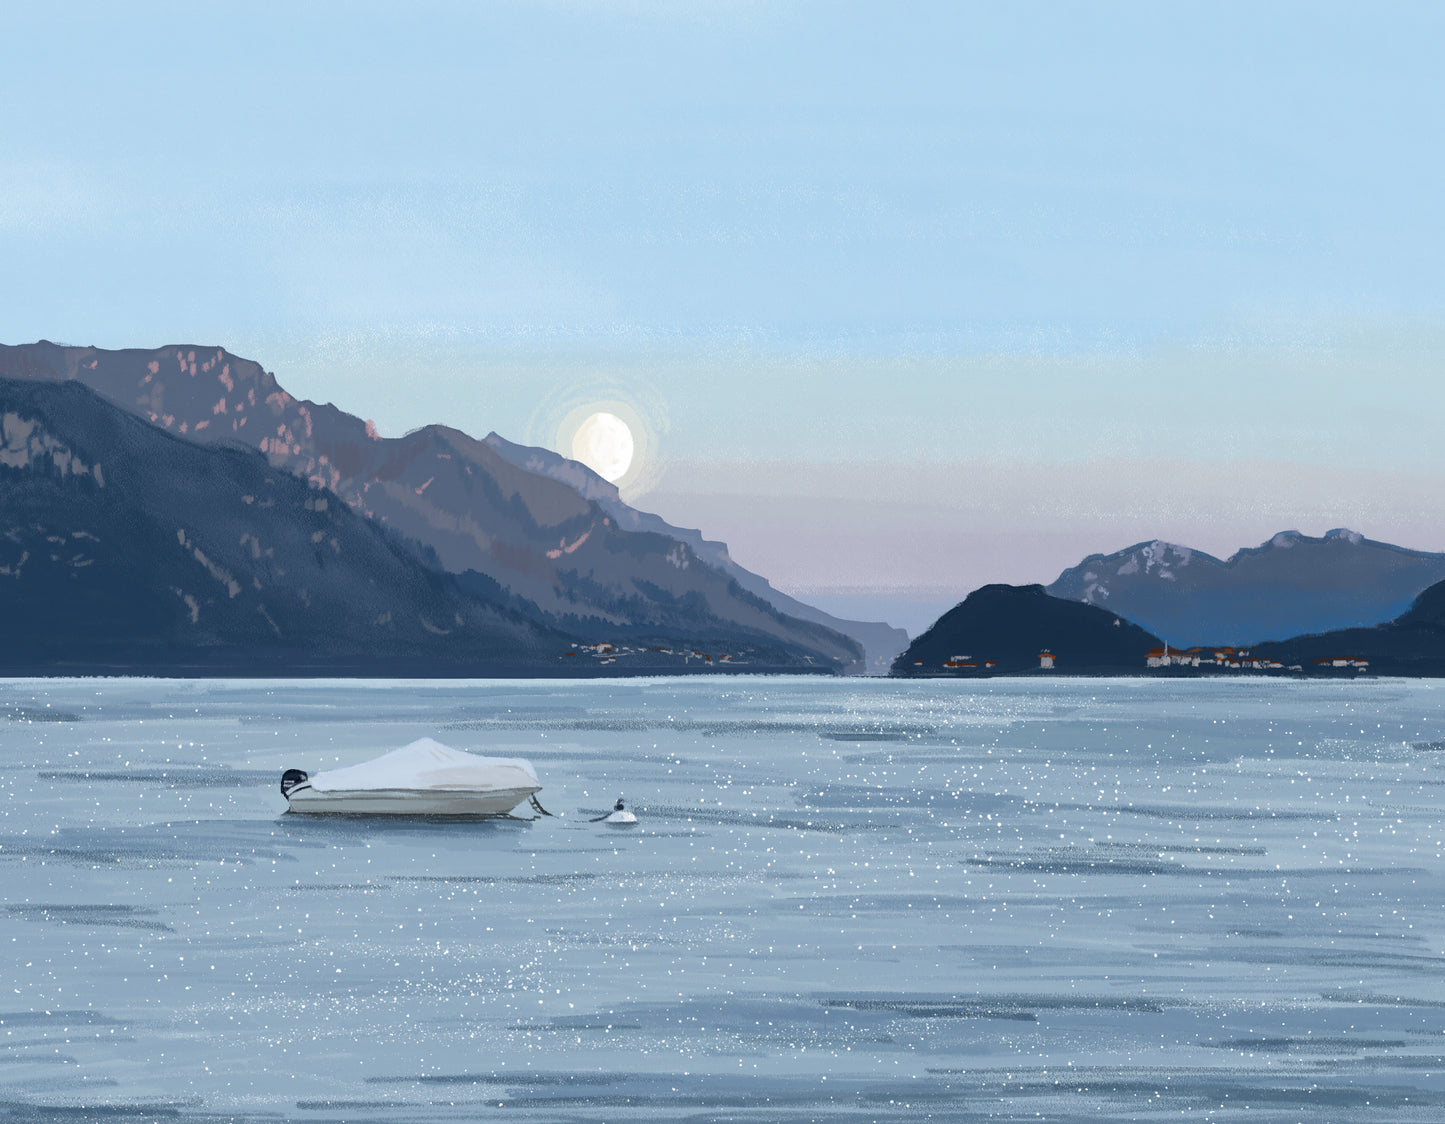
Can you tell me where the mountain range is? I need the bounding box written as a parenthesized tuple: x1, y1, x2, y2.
(1047, 530, 1445, 647)
(895, 529, 1445, 678)
(8, 339, 1445, 679)
(0, 377, 565, 674)
(0, 341, 907, 674)
(894, 575, 1445, 678)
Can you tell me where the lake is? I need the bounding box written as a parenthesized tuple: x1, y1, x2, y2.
(3, 675, 1445, 1121)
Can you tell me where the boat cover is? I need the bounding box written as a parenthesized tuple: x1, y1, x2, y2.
(308, 738, 540, 793)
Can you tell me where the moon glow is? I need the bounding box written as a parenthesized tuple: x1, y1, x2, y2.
(571, 411, 635, 482)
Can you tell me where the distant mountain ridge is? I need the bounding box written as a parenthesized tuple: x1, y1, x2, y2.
(0, 340, 893, 672)
(893, 577, 1445, 680)
(1047, 529, 1445, 646)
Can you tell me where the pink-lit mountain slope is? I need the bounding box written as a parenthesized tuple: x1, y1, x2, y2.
(0, 341, 866, 671)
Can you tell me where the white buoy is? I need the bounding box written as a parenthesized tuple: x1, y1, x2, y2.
(604, 797, 637, 826)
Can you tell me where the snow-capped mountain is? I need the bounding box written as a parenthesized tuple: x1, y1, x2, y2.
(1048, 529, 1445, 646)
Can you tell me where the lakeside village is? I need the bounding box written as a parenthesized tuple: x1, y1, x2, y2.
(564, 642, 738, 666)
(1142, 645, 1368, 671)
(568, 641, 1372, 675)
(920, 646, 1371, 673)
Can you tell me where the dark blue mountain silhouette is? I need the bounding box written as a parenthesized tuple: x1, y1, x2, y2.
(1253, 579, 1445, 676)
(891, 584, 1162, 676)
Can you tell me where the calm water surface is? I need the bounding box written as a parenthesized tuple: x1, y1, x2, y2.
(3, 676, 1445, 1122)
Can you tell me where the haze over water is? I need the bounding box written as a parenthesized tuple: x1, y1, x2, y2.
(3, 676, 1445, 1121)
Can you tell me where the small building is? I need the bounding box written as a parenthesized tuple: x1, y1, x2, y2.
(1039, 651, 1055, 670)
(1145, 645, 1201, 668)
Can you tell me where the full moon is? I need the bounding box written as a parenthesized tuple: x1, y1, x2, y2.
(571, 411, 635, 482)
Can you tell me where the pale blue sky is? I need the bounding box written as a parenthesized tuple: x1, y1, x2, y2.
(4, 1, 1443, 630)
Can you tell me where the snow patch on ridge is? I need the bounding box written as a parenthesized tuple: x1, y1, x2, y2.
(176, 528, 241, 598)
(1124, 540, 1187, 581)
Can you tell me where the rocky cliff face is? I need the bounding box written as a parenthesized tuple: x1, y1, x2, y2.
(0, 341, 864, 671)
(0, 378, 853, 674)
(0, 377, 569, 674)
(1047, 529, 1445, 646)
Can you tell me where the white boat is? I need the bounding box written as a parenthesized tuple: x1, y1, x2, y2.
(280, 737, 542, 816)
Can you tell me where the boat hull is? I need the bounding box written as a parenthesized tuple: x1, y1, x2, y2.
(285, 784, 540, 816)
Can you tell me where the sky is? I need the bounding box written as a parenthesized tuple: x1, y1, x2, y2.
(3, 1, 1444, 634)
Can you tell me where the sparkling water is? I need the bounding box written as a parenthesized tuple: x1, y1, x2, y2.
(3, 676, 1445, 1121)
